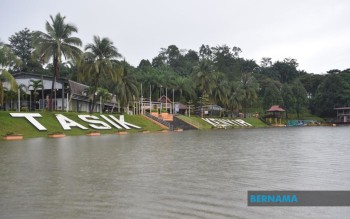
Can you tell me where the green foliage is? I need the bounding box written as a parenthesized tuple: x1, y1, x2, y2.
(113, 61, 139, 111)
(28, 79, 43, 109)
(193, 60, 215, 96)
(80, 35, 121, 113)
(8, 28, 42, 72)
(263, 81, 283, 110)
(314, 73, 350, 117)
(281, 84, 295, 118)
(96, 87, 112, 111)
(3, 14, 348, 120)
(177, 115, 213, 129)
(239, 72, 259, 108)
(0, 111, 163, 138)
(33, 13, 82, 110)
(299, 73, 324, 98)
(291, 79, 308, 118)
(242, 118, 268, 128)
(0, 43, 21, 69)
(0, 69, 18, 106)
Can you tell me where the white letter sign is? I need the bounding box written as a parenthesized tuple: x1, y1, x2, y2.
(10, 113, 47, 131)
(56, 114, 88, 130)
(78, 115, 111, 130)
(109, 115, 141, 129)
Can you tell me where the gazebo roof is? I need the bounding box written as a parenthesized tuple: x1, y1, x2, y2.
(267, 105, 285, 112)
(158, 95, 172, 103)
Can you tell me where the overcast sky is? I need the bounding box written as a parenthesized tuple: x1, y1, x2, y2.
(1, 0, 349, 74)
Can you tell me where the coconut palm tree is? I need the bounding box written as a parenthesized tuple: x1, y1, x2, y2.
(192, 60, 216, 117)
(33, 13, 82, 111)
(211, 72, 229, 107)
(18, 84, 28, 110)
(174, 76, 195, 102)
(227, 81, 244, 115)
(28, 79, 44, 110)
(81, 36, 122, 114)
(239, 72, 259, 108)
(96, 87, 112, 113)
(192, 60, 215, 96)
(113, 61, 138, 113)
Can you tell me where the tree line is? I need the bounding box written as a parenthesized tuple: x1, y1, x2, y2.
(1, 13, 350, 117)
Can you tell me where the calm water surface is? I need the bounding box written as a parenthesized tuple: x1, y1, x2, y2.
(1, 127, 350, 218)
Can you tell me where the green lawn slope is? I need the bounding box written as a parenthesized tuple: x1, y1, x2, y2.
(0, 111, 163, 138)
(177, 115, 268, 129)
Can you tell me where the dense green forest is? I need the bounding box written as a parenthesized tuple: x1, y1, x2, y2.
(1, 13, 350, 117)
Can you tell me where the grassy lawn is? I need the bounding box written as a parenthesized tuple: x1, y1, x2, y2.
(177, 115, 268, 129)
(177, 115, 213, 129)
(0, 111, 163, 138)
(242, 118, 269, 127)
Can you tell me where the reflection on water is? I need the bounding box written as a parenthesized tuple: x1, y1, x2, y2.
(1, 127, 350, 218)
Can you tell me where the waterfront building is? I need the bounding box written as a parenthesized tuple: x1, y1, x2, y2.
(334, 107, 350, 123)
(1, 72, 116, 112)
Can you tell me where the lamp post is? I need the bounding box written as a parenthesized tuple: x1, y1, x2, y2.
(172, 88, 175, 114)
(17, 88, 20, 112)
(41, 75, 44, 110)
(140, 83, 143, 115)
(187, 100, 193, 117)
(159, 85, 163, 111)
(149, 84, 151, 114)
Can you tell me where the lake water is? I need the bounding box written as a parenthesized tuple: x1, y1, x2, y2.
(1, 127, 350, 218)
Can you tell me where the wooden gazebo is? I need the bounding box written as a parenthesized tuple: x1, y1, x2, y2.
(265, 105, 285, 125)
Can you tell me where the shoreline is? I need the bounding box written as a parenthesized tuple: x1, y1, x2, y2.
(1, 111, 335, 141)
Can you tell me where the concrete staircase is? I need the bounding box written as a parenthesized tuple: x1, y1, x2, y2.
(145, 113, 174, 130)
(144, 113, 197, 131)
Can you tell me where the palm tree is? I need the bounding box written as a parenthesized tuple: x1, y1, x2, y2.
(18, 84, 28, 110)
(1, 42, 19, 110)
(192, 60, 215, 96)
(239, 72, 259, 108)
(174, 76, 195, 102)
(81, 36, 122, 114)
(96, 87, 112, 113)
(226, 81, 244, 115)
(113, 61, 138, 113)
(192, 60, 216, 117)
(211, 72, 229, 107)
(28, 79, 44, 110)
(33, 13, 82, 111)
(0, 70, 17, 109)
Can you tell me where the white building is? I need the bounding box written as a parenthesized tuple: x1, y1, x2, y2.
(2, 72, 117, 112)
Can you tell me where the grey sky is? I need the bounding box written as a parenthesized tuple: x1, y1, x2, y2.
(1, 0, 349, 74)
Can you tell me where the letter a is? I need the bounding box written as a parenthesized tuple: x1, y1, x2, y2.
(56, 114, 88, 130)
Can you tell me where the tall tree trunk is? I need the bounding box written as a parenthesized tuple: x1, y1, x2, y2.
(49, 77, 55, 111)
(50, 57, 59, 111)
(89, 93, 96, 114)
(89, 68, 101, 114)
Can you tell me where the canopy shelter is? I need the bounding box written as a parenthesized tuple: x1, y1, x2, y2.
(265, 105, 285, 125)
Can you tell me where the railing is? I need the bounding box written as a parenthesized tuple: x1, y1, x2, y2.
(145, 113, 174, 131)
